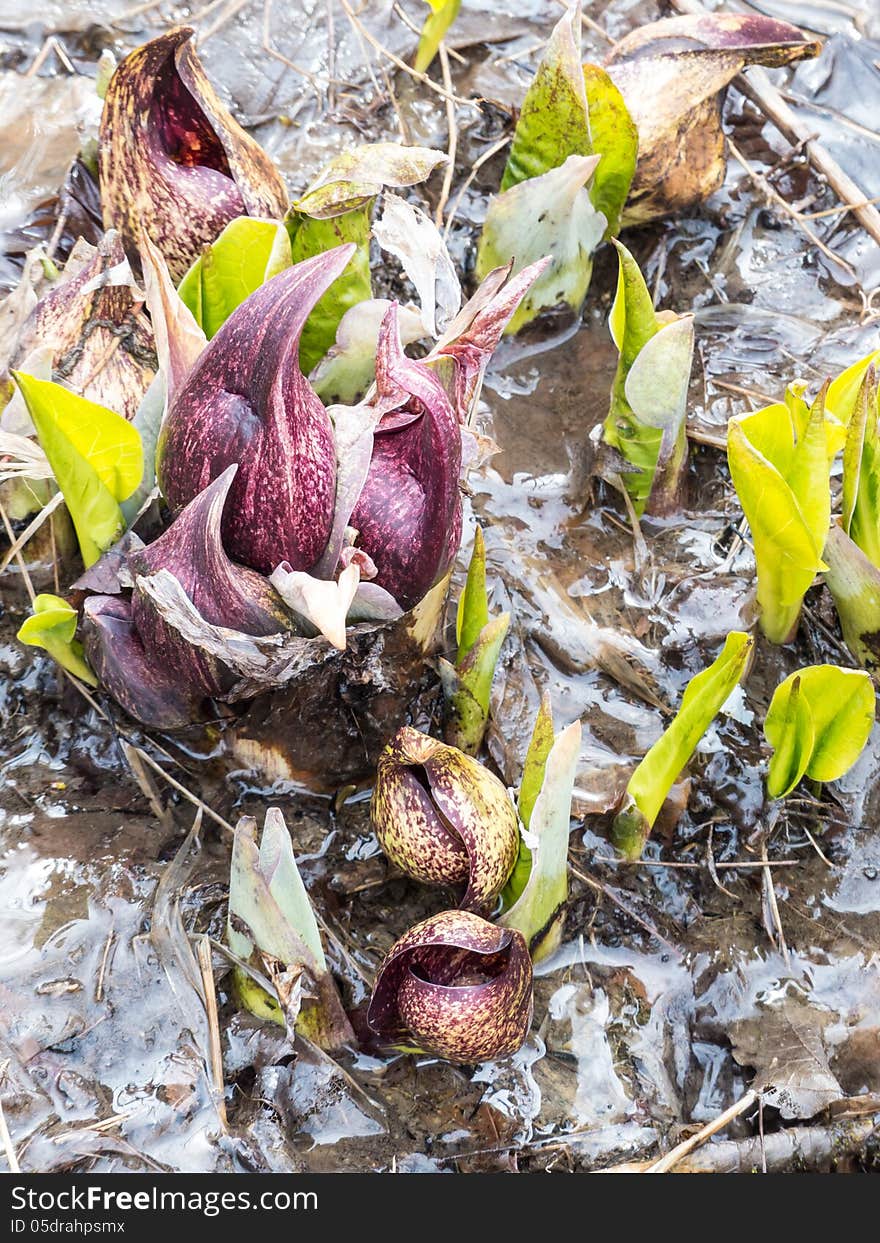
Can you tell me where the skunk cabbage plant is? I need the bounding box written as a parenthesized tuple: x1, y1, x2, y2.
(764, 665, 875, 799)
(99, 27, 289, 280)
(371, 726, 519, 910)
(440, 526, 510, 754)
(367, 909, 533, 1062)
(612, 631, 754, 860)
(602, 241, 695, 514)
(476, 7, 636, 333)
(728, 383, 835, 644)
(158, 247, 352, 576)
(605, 13, 819, 224)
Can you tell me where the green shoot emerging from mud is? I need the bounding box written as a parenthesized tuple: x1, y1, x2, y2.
(440, 526, 510, 754)
(413, 0, 462, 73)
(601, 240, 695, 515)
(476, 5, 636, 333)
(17, 594, 97, 686)
(611, 631, 754, 861)
(727, 382, 836, 645)
(764, 664, 875, 800)
(500, 703, 581, 964)
(227, 809, 353, 1050)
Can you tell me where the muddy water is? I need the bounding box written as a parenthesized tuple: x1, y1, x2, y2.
(1, 1, 879, 1173)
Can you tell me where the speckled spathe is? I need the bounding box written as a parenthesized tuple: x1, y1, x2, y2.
(367, 909, 533, 1063)
(157, 246, 355, 576)
(350, 306, 462, 611)
(371, 726, 519, 910)
(99, 27, 289, 281)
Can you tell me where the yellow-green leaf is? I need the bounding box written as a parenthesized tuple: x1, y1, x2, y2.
(414, 0, 462, 74)
(11, 372, 142, 567)
(727, 413, 828, 645)
(500, 719, 581, 962)
(178, 217, 292, 339)
(501, 692, 557, 911)
(456, 525, 490, 662)
(17, 594, 97, 685)
(765, 664, 875, 798)
(613, 632, 754, 857)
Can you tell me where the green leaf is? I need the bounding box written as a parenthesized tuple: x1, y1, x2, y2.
(842, 367, 880, 567)
(414, 0, 462, 74)
(501, 8, 591, 192)
(764, 674, 814, 799)
(17, 594, 97, 685)
(826, 347, 880, 426)
(11, 372, 143, 567)
(456, 526, 490, 662)
(228, 809, 327, 974)
(765, 664, 875, 798)
(177, 217, 292, 340)
(500, 719, 581, 962)
(603, 241, 692, 513)
(440, 613, 510, 754)
(727, 405, 830, 645)
(476, 155, 605, 334)
(499, 9, 635, 238)
(581, 64, 638, 238)
(286, 206, 372, 375)
(612, 631, 754, 858)
(823, 524, 880, 675)
(501, 692, 557, 911)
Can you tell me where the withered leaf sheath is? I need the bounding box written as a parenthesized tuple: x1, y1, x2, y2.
(157, 246, 356, 576)
(99, 27, 289, 280)
(372, 726, 519, 910)
(350, 306, 463, 610)
(368, 909, 533, 1062)
(83, 467, 288, 728)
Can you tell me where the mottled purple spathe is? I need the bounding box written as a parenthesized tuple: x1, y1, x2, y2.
(83, 468, 289, 729)
(367, 909, 533, 1063)
(351, 305, 462, 610)
(98, 27, 289, 281)
(82, 595, 205, 730)
(157, 246, 356, 576)
(130, 465, 287, 698)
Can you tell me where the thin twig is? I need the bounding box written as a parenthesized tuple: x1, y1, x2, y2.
(197, 936, 228, 1131)
(727, 138, 857, 279)
(338, 0, 478, 109)
(0, 491, 65, 574)
(0, 1062, 21, 1174)
(443, 134, 511, 238)
(95, 930, 116, 1004)
(646, 1088, 759, 1173)
(761, 839, 791, 967)
(435, 43, 458, 228)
